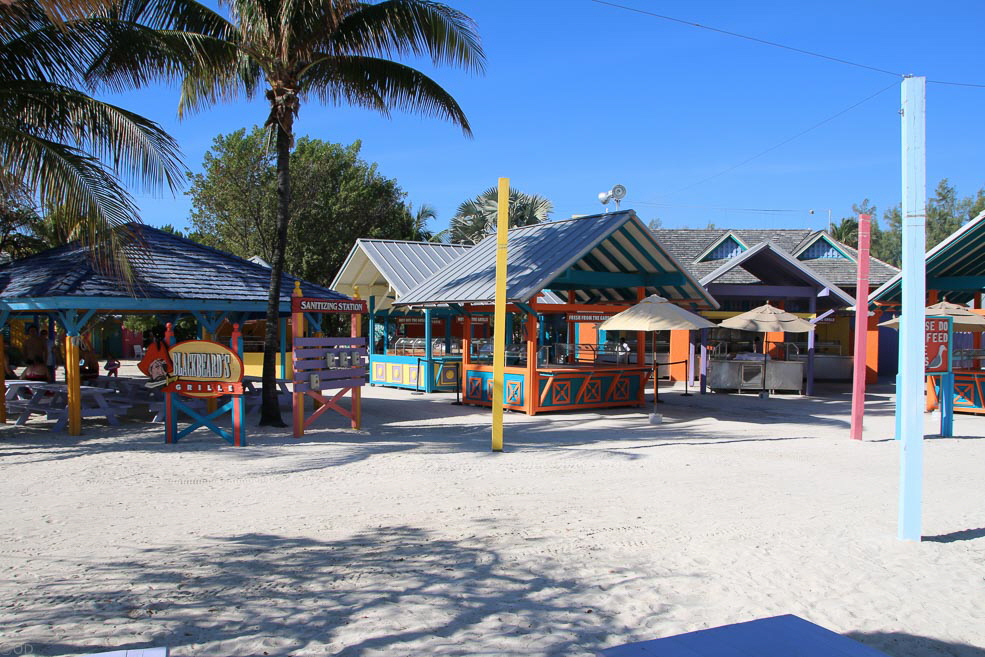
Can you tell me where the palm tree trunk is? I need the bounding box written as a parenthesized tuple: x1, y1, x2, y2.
(258, 120, 293, 427)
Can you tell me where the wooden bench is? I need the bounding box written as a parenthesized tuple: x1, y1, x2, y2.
(599, 615, 890, 657)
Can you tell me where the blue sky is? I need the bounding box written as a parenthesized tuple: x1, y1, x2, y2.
(111, 1, 985, 236)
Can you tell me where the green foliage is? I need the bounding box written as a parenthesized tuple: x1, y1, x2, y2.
(187, 127, 422, 287)
(828, 218, 858, 249)
(122, 315, 197, 342)
(846, 183, 985, 268)
(449, 187, 554, 244)
(0, 1, 184, 277)
(0, 179, 47, 258)
(186, 127, 277, 261)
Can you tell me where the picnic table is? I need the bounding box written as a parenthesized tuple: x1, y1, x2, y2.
(5, 382, 131, 431)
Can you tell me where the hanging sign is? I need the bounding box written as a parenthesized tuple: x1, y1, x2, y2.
(567, 313, 614, 323)
(142, 340, 244, 397)
(293, 297, 367, 314)
(924, 315, 953, 374)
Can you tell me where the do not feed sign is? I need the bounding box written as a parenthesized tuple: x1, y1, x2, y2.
(924, 316, 953, 374)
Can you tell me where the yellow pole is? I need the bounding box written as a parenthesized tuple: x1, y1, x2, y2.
(491, 177, 509, 452)
(65, 335, 81, 435)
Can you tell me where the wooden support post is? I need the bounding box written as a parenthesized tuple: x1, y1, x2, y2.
(65, 334, 81, 435)
(636, 287, 646, 367)
(368, 295, 376, 355)
(898, 75, 926, 542)
(526, 310, 538, 415)
(974, 292, 982, 370)
(491, 177, 510, 450)
(851, 213, 872, 441)
(424, 307, 434, 393)
(292, 282, 304, 438)
(351, 290, 362, 430)
(164, 323, 176, 443)
(866, 310, 881, 384)
(231, 323, 245, 446)
(807, 296, 817, 396)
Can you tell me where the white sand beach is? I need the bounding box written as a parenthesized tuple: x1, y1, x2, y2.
(1, 377, 983, 656)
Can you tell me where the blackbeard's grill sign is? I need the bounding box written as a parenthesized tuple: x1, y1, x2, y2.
(141, 340, 244, 398)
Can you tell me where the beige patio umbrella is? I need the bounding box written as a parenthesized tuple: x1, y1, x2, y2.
(878, 301, 985, 333)
(598, 295, 716, 409)
(718, 303, 814, 397)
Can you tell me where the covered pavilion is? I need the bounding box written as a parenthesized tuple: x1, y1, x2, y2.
(0, 224, 348, 434)
(331, 239, 475, 392)
(394, 210, 718, 414)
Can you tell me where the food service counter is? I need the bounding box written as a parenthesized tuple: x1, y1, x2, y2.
(462, 364, 651, 414)
(707, 359, 803, 394)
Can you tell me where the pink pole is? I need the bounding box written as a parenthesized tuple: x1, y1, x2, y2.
(850, 214, 872, 441)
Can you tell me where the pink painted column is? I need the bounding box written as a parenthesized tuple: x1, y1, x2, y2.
(850, 214, 872, 441)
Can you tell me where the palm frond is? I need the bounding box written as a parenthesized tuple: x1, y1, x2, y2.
(331, 0, 484, 74)
(0, 126, 139, 278)
(303, 54, 471, 134)
(1, 79, 184, 193)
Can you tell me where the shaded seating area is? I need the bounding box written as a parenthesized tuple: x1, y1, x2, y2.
(0, 224, 349, 435)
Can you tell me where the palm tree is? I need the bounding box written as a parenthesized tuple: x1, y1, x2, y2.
(828, 218, 858, 248)
(406, 202, 440, 241)
(0, 0, 184, 276)
(89, 0, 484, 425)
(449, 186, 553, 244)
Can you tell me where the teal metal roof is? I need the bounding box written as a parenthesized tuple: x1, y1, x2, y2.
(869, 210, 985, 306)
(395, 210, 718, 309)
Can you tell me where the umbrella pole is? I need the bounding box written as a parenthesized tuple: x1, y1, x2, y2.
(652, 332, 659, 411)
(761, 336, 769, 399)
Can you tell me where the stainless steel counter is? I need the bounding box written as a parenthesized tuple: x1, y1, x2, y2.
(708, 359, 804, 394)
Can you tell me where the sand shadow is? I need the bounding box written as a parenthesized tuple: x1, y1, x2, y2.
(923, 527, 985, 543)
(3, 527, 676, 656)
(847, 630, 985, 657)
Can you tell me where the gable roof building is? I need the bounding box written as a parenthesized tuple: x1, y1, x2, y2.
(654, 228, 898, 304)
(396, 211, 718, 310)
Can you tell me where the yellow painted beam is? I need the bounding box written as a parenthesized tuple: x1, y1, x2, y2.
(491, 177, 509, 452)
(65, 336, 81, 435)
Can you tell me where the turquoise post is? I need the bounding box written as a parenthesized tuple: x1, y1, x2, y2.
(940, 372, 954, 437)
(424, 308, 433, 393)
